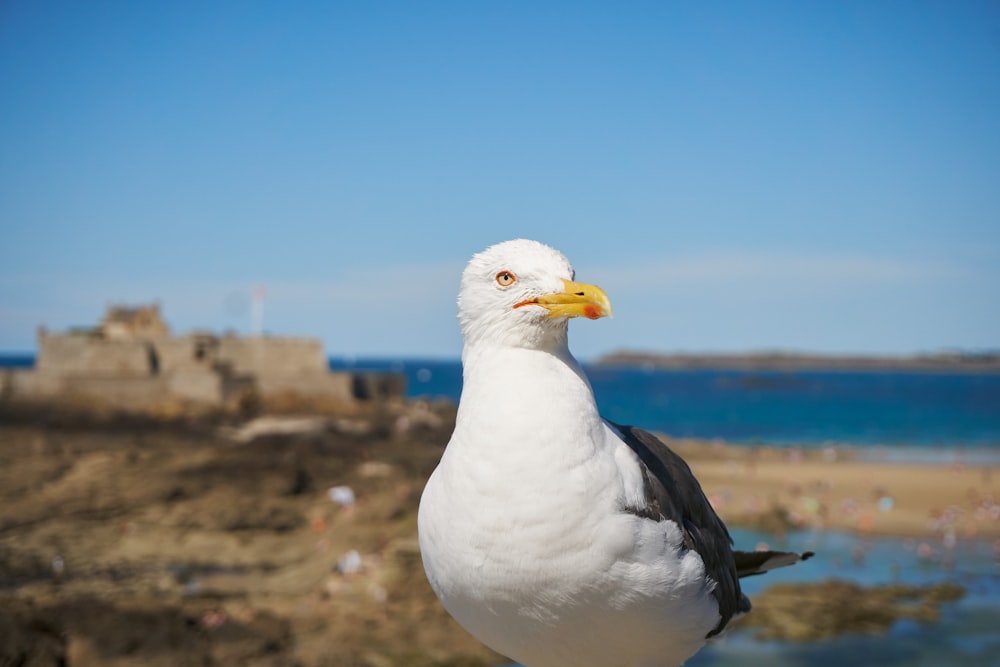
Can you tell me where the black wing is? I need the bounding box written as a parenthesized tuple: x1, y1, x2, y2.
(607, 420, 744, 637)
(732, 548, 814, 578)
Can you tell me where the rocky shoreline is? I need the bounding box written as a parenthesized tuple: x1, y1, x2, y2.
(2, 403, 995, 666)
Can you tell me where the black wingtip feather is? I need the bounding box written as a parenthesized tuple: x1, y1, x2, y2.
(606, 420, 817, 639)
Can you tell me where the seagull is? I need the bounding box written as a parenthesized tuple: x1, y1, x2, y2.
(418, 239, 812, 667)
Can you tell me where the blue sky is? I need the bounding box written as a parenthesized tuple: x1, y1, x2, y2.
(2, 1, 998, 359)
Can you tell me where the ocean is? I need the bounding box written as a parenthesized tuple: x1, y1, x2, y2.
(332, 357, 1000, 458)
(5, 352, 998, 453)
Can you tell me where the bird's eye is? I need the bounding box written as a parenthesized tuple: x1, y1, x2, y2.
(495, 271, 517, 287)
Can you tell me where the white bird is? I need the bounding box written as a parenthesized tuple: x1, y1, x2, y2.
(418, 239, 811, 667)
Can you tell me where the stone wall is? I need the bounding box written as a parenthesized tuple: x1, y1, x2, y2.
(256, 371, 353, 401)
(165, 371, 224, 404)
(0, 369, 55, 399)
(35, 335, 153, 377)
(4, 323, 401, 413)
(60, 376, 171, 410)
(216, 336, 328, 376)
(155, 336, 219, 374)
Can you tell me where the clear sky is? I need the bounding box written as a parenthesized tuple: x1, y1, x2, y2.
(2, 1, 998, 360)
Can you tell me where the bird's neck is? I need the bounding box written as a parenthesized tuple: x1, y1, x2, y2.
(461, 340, 588, 395)
(455, 343, 603, 460)
(460, 317, 571, 363)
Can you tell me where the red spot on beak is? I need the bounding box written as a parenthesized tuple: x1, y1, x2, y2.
(583, 304, 601, 320)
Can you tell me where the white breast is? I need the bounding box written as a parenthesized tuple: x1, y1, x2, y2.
(417, 348, 722, 667)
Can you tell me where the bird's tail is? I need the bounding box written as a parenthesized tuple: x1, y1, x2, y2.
(733, 549, 814, 579)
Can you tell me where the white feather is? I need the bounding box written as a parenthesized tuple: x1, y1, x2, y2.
(418, 240, 721, 667)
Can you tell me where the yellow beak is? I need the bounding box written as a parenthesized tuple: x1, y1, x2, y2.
(519, 279, 613, 320)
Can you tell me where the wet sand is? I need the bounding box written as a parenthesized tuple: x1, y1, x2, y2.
(1, 408, 997, 666)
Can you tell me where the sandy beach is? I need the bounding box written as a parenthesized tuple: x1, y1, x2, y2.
(668, 439, 1000, 541)
(1, 407, 998, 666)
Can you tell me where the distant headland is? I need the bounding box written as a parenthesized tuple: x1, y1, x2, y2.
(596, 350, 1000, 373)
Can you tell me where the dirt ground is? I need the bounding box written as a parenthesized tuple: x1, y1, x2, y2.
(2, 404, 997, 666)
(0, 403, 502, 667)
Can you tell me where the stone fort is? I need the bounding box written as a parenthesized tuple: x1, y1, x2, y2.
(1, 304, 402, 412)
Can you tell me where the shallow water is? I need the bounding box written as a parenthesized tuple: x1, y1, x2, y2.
(499, 528, 1000, 667)
(713, 528, 1000, 666)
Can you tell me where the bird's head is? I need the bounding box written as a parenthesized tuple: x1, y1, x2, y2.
(458, 239, 612, 352)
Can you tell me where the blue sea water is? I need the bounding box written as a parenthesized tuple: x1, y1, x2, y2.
(331, 357, 1000, 455)
(687, 527, 1000, 667)
(0, 354, 33, 368)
